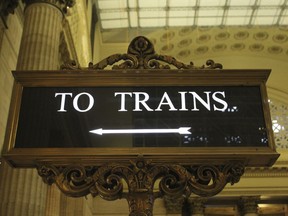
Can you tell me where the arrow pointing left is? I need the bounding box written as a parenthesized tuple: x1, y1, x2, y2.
(89, 127, 191, 135)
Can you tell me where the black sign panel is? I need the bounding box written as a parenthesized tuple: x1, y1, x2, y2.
(15, 86, 268, 148)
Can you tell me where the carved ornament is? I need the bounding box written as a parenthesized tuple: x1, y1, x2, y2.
(37, 158, 244, 216)
(61, 36, 223, 70)
(0, 0, 18, 16)
(0, 0, 18, 28)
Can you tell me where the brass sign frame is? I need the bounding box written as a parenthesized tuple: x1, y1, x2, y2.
(3, 68, 279, 168)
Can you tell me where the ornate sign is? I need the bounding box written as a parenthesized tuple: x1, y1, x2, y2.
(15, 86, 270, 150)
(2, 36, 279, 215)
(3, 67, 278, 167)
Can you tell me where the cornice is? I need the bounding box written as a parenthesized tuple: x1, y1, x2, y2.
(244, 167, 288, 178)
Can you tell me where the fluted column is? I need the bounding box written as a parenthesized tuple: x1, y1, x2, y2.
(59, 195, 85, 216)
(17, 1, 63, 70)
(238, 196, 260, 216)
(45, 185, 61, 216)
(0, 1, 71, 216)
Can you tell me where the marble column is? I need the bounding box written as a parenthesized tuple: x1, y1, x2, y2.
(16, 1, 63, 70)
(0, 1, 71, 216)
(0, 161, 47, 216)
(59, 195, 85, 216)
(238, 196, 260, 216)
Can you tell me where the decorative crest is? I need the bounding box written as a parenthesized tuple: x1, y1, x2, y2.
(61, 36, 223, 70)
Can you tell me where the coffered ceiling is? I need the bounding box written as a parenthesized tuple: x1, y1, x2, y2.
(94, 26, 288, 102)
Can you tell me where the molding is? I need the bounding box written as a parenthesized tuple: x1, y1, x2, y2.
(244, 167, 288, 178)
(267, 86, 288, 106)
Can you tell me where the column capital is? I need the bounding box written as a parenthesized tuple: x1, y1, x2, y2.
(23, 0, 75, 14)
(0, 0, 19, 28)
(164, 196, 184, 214)
(188, 197, 207, 215)
(238, 196, 260, 215)
(0, 0, 19, 16)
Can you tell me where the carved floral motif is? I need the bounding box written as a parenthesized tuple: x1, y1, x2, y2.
(37, 158, 244, 216)
(62, 36, 223, 70)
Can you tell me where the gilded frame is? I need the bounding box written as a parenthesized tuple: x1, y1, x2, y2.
(2, 69, 279, 168)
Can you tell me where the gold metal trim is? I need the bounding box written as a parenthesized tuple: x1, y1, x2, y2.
(2, 69, 279, 168)
(36, 158, 245, 215)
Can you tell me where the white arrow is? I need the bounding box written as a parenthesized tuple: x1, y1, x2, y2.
(89, 127, 191, 135)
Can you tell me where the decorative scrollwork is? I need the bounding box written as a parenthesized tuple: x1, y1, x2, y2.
(60, 60, 81, 70)
(92, 164, 125, 200)
(61, 36, 223, 70)
(37, 159, 244, 216)
(186, 163, 245, 197)
(37, 164, 95, 197)
(88, 54, 139, 70)
(225, 163, 246, 185)
(37, 164, 59, 185)
(158, 165, 189, 198)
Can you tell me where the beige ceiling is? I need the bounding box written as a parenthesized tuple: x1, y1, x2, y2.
(64, 1, 288, 102)
(94, 26, 288, 103)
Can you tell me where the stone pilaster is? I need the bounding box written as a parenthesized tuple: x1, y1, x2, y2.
(0, 161, 47, 216)
(0, 1, 73, 216)
(59, 195, 86, 216)
(238, 196, 260, 216)
(45, 184, 61, 216)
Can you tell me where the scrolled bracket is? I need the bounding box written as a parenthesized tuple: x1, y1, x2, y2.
(37, 164, 59, 185)
(36, 159, 244, 215)
(61, 36, 223, 70)
(37, 164, 96, 197)
(185, 163, 245, 197)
